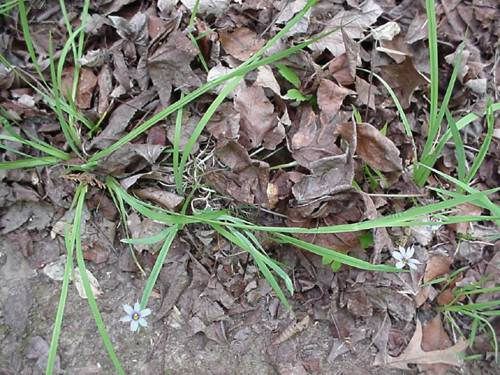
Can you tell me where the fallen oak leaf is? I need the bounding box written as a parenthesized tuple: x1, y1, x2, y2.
(376, 319, 467, 370)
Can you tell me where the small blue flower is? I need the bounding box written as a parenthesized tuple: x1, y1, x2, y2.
(392, 245, 421, 270)
(120, 302, 151, 332)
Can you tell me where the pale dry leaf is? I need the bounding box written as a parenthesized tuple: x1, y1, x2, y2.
(379, 320, 467, 370)
(372, 21, 401, 41)
(272, 315, 311, 345)
(180, 0, 229, 16)
(310, 0, 382, 56)
(73, 267, 103, 299)
(219, 27, 266, 61)
(158, 0, 177, 12)
(255, 65, 281, 96)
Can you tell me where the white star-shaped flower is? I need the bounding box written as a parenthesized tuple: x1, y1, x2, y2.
(392, 245, 421, 270)
(120, 302, 151, 332)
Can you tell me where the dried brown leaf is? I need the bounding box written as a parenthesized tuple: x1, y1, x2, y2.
(317, 79, 354, 121)
(376, 320, 467, 370)
(379, 57, 427, 108)
(356, 122, 402, 172)
(219, 27, 265, 61)
(234, 84, 278, 149)
(91, 90, 156, 149)
(148, 31, 201, 106)
(424, 256, 452, 283)
(133, 188, 183, 211)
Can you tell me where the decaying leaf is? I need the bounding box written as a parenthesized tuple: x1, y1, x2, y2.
(148, 31, 201, 106)
(205, 140, 270, 206)
(272, 315, 311, 345)
(317, 79, 354, 121)
(379, 57, 427, 108)
(311, 0, 382, 56)
(376, 320, 467, 370)
(91, 90, 157, 149)
(234, 84, 279, 149)
(355, 122, 403, 172)
(219, 27, 266, 61)
(424, 256, 452, 283)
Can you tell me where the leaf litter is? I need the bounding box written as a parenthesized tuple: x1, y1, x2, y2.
(0, 0, 499, 373)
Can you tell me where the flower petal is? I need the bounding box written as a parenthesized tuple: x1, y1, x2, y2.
(392, 251, 403, 261)
(123, 304, 133, 315)
(408, 262, 418, 270)
(141, 308, 151, 317)
(406, 246, 415, 258)
(130, 320, 139, 332)
(120, 315, 132, 323)
(138, 318, 148, 327)
(408, 258, 421, 265)
(133, 302, 141, 312)
(395, 261, 405, 269)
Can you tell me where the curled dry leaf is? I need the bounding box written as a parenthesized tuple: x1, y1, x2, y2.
(234, 84, 280, 149)
(61, 67, 97, 109)
(272, 315, 311, 345)
(219, 27, 266, 61)
(148, 31, 201, 106)
(317, 78, 355, 121)
(375, 319, 467, 370)
(379, 57, 427, 108)
(133, 188, 183, 211)
(355, 122, 403, 173)
(91, 89, 157, 149)
(423, 256, 452, 283)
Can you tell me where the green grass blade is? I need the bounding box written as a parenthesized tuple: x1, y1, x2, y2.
(0, 156, 61, 170)
(46, 184, 86, 375)
(17, 0, 49, 88)
(72, 184, 125, 374)
(358, 68, 412, 137)
(466, 99, 494, 183)
(139, 225, 179, 308)
(424, 0, 439, 146)
(173, 93, 184, 194)
(446, 109, 467, 182)
(274, 233, 399, 272)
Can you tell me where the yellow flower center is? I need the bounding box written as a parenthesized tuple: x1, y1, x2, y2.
(132, 313, 140, 321)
